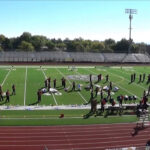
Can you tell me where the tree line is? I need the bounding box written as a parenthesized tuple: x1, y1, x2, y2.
(0, 32, 149, 54)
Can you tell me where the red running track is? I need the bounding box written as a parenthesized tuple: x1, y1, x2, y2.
(0, 123, 149, 150)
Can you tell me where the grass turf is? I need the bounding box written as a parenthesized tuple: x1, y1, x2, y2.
(0, 110, 137, 126)
(0, 65, 149, 125)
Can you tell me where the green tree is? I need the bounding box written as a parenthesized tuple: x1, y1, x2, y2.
(137, 43, 147, 53)
(31, 35, 47, 50)
(18, 41, 34, 51)
(20, 32, 32, 42)
(104, 38, 115, 52)
(2, 38, 13, 50)
(113, 39, 129, 53)
(56, 43, 66, 51)
(0, 34, 6, 44)
(91, 41, 105, 52)
(46, 41, 55, 50)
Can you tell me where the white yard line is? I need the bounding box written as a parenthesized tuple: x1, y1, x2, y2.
(1, 68, 12, 86)
(55, 68, 87, 103)
(24, 67, 27, 106)
(77, 92, 87, 103)
(85, 68, 140, 99)
(40, 68, 58, 105)
(51, 94, 58, 105)
(74, 70, 92, 103)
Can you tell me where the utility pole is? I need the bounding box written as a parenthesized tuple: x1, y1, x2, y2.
(125, 9, 137, 53)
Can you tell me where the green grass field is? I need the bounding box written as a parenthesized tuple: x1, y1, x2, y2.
(0, 65, 149, 125)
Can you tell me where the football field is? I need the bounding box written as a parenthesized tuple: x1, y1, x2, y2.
(0, 65, 149, 107)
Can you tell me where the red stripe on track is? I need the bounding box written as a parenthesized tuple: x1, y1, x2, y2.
(0, 123, 149, 150)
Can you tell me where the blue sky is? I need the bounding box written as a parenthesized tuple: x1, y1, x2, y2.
(0, 0, 150, 43)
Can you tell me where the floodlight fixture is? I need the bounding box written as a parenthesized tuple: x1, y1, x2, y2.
(125, 9, 137, 53)
(125, 9, 137, 14)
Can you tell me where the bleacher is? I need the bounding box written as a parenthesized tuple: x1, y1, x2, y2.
(0, 51, 150, 63)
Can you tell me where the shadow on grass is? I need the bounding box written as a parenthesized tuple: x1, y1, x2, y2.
(83, 111, 94, 119)
(28, 101, 40, 106)
(83, 109, 103, 119)
(0, 101, 7, 105)
(56, 87, 64, 90)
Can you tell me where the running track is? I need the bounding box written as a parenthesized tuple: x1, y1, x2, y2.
(0, 123, 149, 150)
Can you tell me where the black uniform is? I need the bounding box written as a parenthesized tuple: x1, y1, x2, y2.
(147, 74, 150, 84)
(0, 86, 3, 101)
(95, 87, 99, 97)
(109, 82, 112, 90)
(72, 81, 75, 91)
(139, 74, 142, 83)
(89, 74, 92, 82)
(100, 89, 103, 100)
(6, 90, 10, 103)
(106, 75, 109, 82)
(142, 73, 146, 82)
(12, 84, 16, 95)
(37, 90, 42, 102)
(53, 79, 56, 88)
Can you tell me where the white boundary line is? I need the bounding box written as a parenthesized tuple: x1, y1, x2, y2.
(55, 68, 87, 103)
(0, 123, 136, 130)
(24, 66, 27, 106)
(0, 115, 138, 121)
(41, 67, 58, 105)
(1, 67, 12, 86)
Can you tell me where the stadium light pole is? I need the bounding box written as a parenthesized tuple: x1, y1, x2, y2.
(125, 9, 137, 53)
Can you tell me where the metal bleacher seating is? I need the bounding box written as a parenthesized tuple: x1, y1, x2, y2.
(0, 51, 150, 63)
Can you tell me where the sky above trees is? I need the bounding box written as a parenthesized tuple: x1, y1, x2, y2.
(0, 0, 150, 43)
